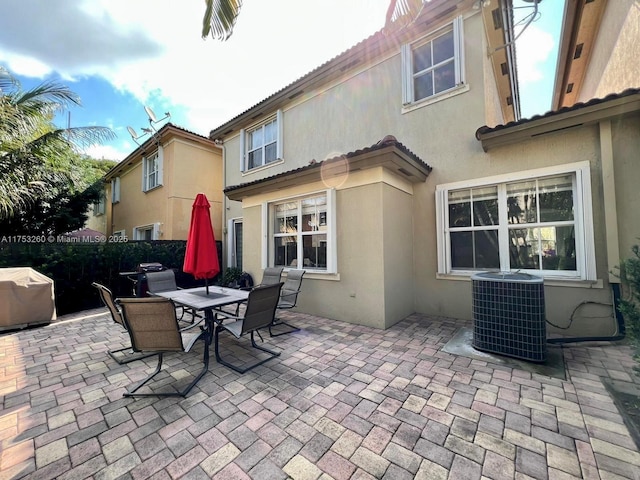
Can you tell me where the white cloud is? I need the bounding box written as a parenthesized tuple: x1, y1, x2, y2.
(515, 24, 555, 85)
(83, 144, 129, 162)
(0, 0, 389, 136)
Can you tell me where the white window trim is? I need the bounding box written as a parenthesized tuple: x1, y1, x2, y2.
(111, 177, 121, 203)
(401, 16, 466, 108)
(94, 193, 105, 216)
(133, 223, 161, 240)
(261, 188, 337, 274)
(240, 109, 283, 173)
(227, 217, 243, 269)
(142, 147, 163, 192)
(435, 161, 596, 281)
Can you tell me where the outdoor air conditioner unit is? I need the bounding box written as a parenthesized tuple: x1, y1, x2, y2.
(471, 272, 546, 362)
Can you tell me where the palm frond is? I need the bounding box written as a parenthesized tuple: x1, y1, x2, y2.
(0, 67, 115, 221)
(0, 67, 18, 94)
(385, 0, 425, 31)
(202, 0, 243, 41)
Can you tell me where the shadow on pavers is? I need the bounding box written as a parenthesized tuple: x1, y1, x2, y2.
(443, 327, 566, 380)
(604, 379, 640, 450)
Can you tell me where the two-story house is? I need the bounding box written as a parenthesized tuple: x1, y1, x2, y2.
(209, 0, 639, 338)
(103, 123, 223, 241)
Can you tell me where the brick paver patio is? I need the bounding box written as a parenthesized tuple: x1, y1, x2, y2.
(1, 308, 639, 479)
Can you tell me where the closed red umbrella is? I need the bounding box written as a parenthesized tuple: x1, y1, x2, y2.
(183, 193, 220, 294)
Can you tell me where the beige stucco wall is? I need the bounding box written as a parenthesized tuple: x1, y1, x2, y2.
(223, 12, 486, 185)
(221, 9, 635, 337)
(236, 168, 417, 329)
(164, 139, 223, 240)
(109, 138, 222, 240)
(85, 203, 107, 234)
(481, 31, 507, 128)
(612, 114, 640, 268)
(418, 122, 632, 338)
(222, 11, 487, 269)
(111, 161, 167, 238)
(382, 183, 415, 326)
(580, 0, 640, 101)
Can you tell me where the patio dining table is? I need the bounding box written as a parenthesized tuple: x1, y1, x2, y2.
(151, 286, 249, 340)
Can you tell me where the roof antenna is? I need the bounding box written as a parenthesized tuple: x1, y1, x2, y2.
(127, 106, 171, 145)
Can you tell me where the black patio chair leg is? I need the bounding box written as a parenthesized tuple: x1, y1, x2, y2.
(108, 347, 156, 365)
(124, 353, 164, 396)
(214, 327, 280, 374)
(268, 317, 300, 337)
(123, 338, 210, 398)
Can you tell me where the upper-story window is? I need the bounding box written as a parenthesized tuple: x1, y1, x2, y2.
(142, 149, 163, 192)
(402, 16, 465, 106)
(240, 110, 283, 172)
(94, 192, 105, 216)
(111, 177, 121, 203)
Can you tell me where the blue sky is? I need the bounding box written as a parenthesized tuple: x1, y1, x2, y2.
(0, 0, 563, 161)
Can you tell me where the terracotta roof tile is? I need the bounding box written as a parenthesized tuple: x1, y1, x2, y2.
(224, 136, 430, 194)
(476, 88, 640, 139)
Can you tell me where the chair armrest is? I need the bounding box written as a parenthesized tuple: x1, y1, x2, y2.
(280, 290, 301, 301)
(178, 318, 205, 331)
(214, 309, 242, 322)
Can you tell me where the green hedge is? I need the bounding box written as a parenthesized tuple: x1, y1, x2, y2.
(0, 240, 221, 315)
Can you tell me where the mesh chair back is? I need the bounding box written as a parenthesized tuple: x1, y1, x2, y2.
(279, 270, 305, 308)
(241, 283, 283, 334)
(119, 297, 184, 352)
(260, 267, 284, 285)
(146, 270, 178, 294)
(92, 282, 124, 326)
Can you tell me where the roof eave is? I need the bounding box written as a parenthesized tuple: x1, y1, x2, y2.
(551, 0, 607, 110)
(209, 0, 476, 140)
(225, 143, 432, 202)
(476, 91, 640, 151)
(105, 124, 217, 180)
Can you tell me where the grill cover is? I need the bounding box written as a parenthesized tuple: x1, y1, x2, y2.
(0, 268, 56, 331)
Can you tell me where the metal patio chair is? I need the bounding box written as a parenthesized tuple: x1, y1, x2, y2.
(146, 269, 199, 324)
(118, 297, 210, 397)
(258, 267, 284, 286)
(225, 266, 284, 316)
(92, 282, 155, 364)
(269, 269, 305, 337)
(214, 282, 283, 373)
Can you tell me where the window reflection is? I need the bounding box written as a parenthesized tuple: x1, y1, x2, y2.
(272, 194, 328, 270)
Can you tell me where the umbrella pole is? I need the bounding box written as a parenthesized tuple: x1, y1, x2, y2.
(205, 278, 209, 295)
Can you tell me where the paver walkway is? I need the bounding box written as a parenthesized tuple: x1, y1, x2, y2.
(1, 308, 639, 479)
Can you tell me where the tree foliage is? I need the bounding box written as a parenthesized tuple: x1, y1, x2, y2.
(0, 66, 114, 221)
(618, 245, 640, 372)
(0, 154, 116, 236)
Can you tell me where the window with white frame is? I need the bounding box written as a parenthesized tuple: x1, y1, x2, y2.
(94, 192, 105, 216)
(133, 223, 160, 240)
(402, 16, 464, 105)
(111, 177, 121, 203)
(266, 190, 336, 272)
(142, 149, 163, 191)
(436, 162, 596, 280)
(240, 110, 283, 171)
(228, 218, 243, 270)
